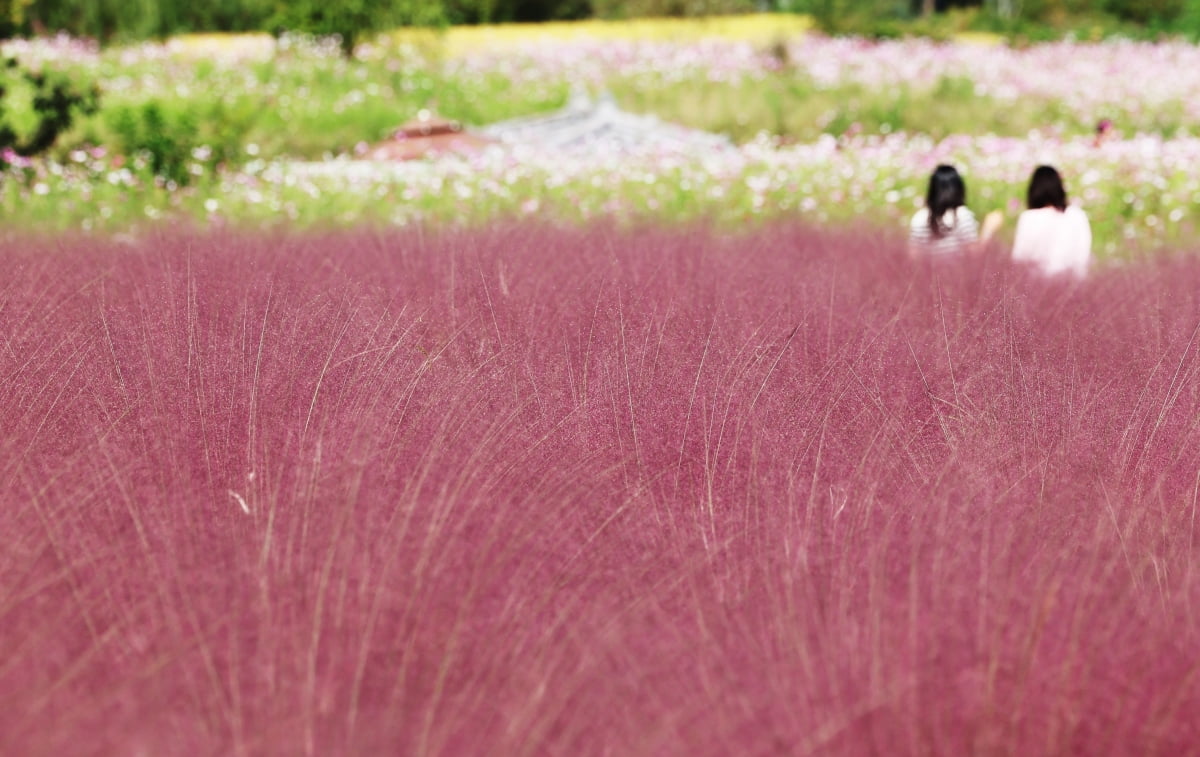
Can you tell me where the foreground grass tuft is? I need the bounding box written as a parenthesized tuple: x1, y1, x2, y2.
(3, 223, 1200, 754)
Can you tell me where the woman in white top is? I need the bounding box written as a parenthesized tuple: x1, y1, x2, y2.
(909, 164, 981, 256)
(1011, 165, 1092, 278)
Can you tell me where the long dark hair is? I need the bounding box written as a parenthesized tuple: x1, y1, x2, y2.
(926, 165, 967, 237)
(1027, 165, 1068, 211)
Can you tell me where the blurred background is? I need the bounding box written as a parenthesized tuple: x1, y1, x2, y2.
(3, 0, 1199, 44)
(1, 0, 1199, 252)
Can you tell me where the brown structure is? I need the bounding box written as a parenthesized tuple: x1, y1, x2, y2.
(367, 111, 495, 161)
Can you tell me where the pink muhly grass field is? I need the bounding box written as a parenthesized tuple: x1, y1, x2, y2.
(3, 222, 1200, 756)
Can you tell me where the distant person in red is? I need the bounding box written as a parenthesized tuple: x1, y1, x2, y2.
(908, 164, 1000, 256)
(1011, 165, 1092, 278)
(1093, 118, 1115, 147)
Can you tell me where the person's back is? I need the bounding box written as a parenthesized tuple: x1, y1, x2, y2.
(1012, 205, 1091, 277)
(909, 206, 979, 256)
(908, 164, 980, 257)
(1011, 165, 1092, 278)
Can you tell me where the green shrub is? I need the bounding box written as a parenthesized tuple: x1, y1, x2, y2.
(0, 0, 34, 37)
(0, 56, 98, 164)
(1176, 0, 1200, 36)
(591, 0, 758, 18)
(810, 0, 914, 37)
(107, 100, 254, 185)
(442, 0, 590, 23)
(157, 0, 274, 34)
(1104, 0, 1182, 23)
(26, 0, 163, 42)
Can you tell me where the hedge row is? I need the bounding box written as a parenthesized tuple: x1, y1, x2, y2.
(0, 0, 766, 44)
(3, 0, 1200, 49)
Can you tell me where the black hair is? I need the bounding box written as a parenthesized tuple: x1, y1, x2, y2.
(1027, 165, 1068, 211)
(925, 165, 966, 237)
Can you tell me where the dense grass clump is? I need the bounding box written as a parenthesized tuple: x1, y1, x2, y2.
(3, 223, 1200, 755)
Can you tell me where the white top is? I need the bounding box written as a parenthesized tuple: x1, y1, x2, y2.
(909, 207, 979, 255)
(1011, 206, 1092, 278)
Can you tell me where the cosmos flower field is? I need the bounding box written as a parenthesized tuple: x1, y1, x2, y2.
(5, 17, 1200, 755)
(2, 25, 1200, 253)
(5, 223, 1200, 754)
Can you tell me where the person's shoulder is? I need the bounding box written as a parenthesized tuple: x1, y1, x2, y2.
(1017, 207, 1055, 225)
(910, 208, 930, 228)
(1012, 209, 1044, 241)
(956, 206, 979, 232)
(1062, 205, 1090, 231)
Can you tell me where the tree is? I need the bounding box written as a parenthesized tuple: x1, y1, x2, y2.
(0, 0, 34, 37)
(269, 0, 446, 57)
(24, 0, 161, 44)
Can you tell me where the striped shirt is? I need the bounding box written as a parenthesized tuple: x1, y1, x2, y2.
(909, 207, 980, 255)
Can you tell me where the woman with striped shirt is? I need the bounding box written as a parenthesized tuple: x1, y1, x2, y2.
(908, 164, 991, 256)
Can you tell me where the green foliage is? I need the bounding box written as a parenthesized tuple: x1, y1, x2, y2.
(158, 0, 274, 34)
(810, 0, 914, 37)
(607, 69, 1091, 143)
(1177, 0, 1200, 36)
(1103, 0, 1182, 24)
(20, 0, 447, 44)
(108, 103, 195, 185)
(1018, 0, 1180, 24)
(808, 0, 1199, 39)
(22, 0, 277, 38)
(0, 0, 34, 37)
(268, 0, 446, 55)
(591, 0, 758, 18)
(15, 0, 776, 35)
(7, 0, 1200, 41)
(442, 0, 591, 23)
(26, 0, 164, 42)
(107, 100, 253, 185)
(0, 56, 98, 164)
